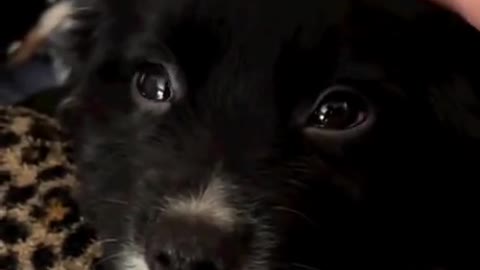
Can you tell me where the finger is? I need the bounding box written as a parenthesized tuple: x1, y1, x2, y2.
(432, 0, 480, 30)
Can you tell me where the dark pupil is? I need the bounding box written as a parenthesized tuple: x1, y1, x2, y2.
(136, 66, 171, 101)
(313, 94, 362, 129)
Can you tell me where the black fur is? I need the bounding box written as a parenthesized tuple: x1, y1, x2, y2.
(59, 0, 480, 269)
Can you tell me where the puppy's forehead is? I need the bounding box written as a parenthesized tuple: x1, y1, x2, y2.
(114, 0, 346, 56)
(88, 0, 433, 65)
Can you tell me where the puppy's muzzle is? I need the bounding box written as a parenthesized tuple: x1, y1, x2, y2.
(144, 178, 251, 270)
(146, 216, 250, 270)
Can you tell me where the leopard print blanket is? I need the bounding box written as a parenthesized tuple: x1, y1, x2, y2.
(0, 106, 101, 270)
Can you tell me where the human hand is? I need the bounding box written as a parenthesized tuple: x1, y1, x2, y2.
(432, 0, 480, 30)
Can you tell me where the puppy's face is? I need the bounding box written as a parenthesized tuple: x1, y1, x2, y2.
(61, 0, 480, 269)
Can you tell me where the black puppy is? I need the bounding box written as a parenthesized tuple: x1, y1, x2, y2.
(56, 0, 480, 269)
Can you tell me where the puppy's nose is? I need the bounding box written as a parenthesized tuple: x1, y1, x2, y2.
(146, 219, 246, 270)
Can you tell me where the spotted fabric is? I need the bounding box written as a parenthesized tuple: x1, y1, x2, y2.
(0, 106, 102, 270)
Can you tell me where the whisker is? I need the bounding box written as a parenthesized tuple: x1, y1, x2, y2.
(284, 178, 308, 188)
(93, 251, 130, 267)
(96, 238, 120, 245)
(291, 263, 322, 270)
(98, 198, 130, 206)
(273, 206, 317, 226)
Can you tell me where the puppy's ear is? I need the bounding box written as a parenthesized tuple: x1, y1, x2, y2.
(394, 2, 480, 142)
(429, 76, 480, 141)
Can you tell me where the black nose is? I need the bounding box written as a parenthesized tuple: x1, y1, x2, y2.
(146, 219, 247, 270)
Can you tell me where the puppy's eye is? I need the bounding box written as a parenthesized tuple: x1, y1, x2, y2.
(308, 86, 368, 130)
(133, 63, 172, 102)
(301, 84, 375, 152)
